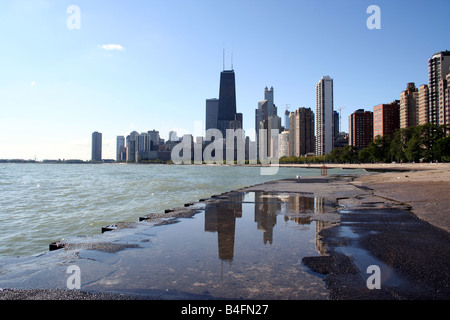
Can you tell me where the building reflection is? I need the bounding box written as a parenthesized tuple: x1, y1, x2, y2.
(281, 195, 328, 255)
(203, 192, 330, 262)
(254, 191, 279, 245)
(204, 194, 242, 262)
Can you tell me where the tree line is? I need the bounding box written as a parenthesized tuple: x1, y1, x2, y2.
(280, 123, 450, 164)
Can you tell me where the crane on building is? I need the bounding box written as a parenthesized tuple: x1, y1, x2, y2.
(336, 106, 346, 133)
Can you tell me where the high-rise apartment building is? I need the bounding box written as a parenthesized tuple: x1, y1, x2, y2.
(126, 131, 138, 163)
(428, 51, 450, 125)
(400, 82, 419, 128)
(446, 71, 450, 124)
(373, 100, 400, 139)
(418, 84, 430, 125)
(278, 131, 289, 158)
(135, 132, 151, 161)
(288, 107, 315, 157)
(116, 136, 125, 162)
(131, 130, 162, 162)
(168, 131, 179, 142)
(333, 110, 339, 142)
(349, 109, 373, 150)
(91, 131, 102, 161)
(315, 76, 334, 156)
(148, 130, 161, 151)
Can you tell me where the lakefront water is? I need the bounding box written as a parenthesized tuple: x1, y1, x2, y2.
(0, 163, 366, 258)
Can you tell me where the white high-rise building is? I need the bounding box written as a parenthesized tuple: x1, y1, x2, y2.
(428, 51, 450, 125)
(315, 76, 334, 156)
(168, 131, 178, 142)
(278, 131, 289, 158)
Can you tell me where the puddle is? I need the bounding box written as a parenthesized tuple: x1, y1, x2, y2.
(335, 246, 404, 287)
(78, 191, 336, 299)
(339, 226, 360, 239)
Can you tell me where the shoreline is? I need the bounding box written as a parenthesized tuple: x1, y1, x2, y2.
(0, 165, 449, 300)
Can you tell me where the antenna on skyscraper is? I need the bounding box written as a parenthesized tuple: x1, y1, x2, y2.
(223, 44, 225, 71)
(231, 49, 234, 70)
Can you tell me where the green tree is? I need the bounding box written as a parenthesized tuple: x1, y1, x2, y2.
(433, 135, 450, 162)
(358, 145, 375, 163)
(371, 135, 392, 162)
(419, 124, 441, 161)
(390, 127, 415, 163)
(405, 133, 422, 162)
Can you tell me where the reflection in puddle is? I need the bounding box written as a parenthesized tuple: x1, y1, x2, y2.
(335, 246, 404, 288)
(82, 192, 337, 299)
(204, 192, 334, 261)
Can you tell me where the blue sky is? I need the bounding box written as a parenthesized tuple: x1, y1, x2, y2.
(0, 0, 449, 160)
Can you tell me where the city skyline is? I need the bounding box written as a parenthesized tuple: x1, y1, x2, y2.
(1, 0, 449, 160)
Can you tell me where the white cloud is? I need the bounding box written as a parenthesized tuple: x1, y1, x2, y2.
(30, 80, 36, 87)
(99, 44, 126, 51)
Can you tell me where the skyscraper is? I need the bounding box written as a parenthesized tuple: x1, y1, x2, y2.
(168, 131, 179, 142)
(373, 100, 400, 138)
(91, 131, 102, 162)
(126, 131, 138, 163)
(255, 87, 276, 137)
(284, 109, 290, 131)
(315, 76, 334, 156)
(288, 108, 315, 157)
(278, 131, 289, 158)
(400, 82, 419, 128)
(349, 109, 373, 150)
(333, 110, 340, 148)
(206, 68, 242, 138)
(255, 87, 281, 158)
(116, 136, 125, 162)
(205, 98, 219, 131)
(418, 84, 430, 125)
(217, 69, 240, 136)
(135, 132, 151, 161)
(428, 51, 450, 125)
(148, 130, 160, 151)
(446, 71, 450, 124)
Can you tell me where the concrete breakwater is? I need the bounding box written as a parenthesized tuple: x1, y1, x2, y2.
(0, 173, 449, 300)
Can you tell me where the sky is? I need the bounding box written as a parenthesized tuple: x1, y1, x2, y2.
(0, 0, 449, 161)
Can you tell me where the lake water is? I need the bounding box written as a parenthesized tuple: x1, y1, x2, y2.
(0, 163, 366, 258)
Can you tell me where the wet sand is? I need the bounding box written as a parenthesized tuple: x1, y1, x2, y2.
(1, 164, 449, 300)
